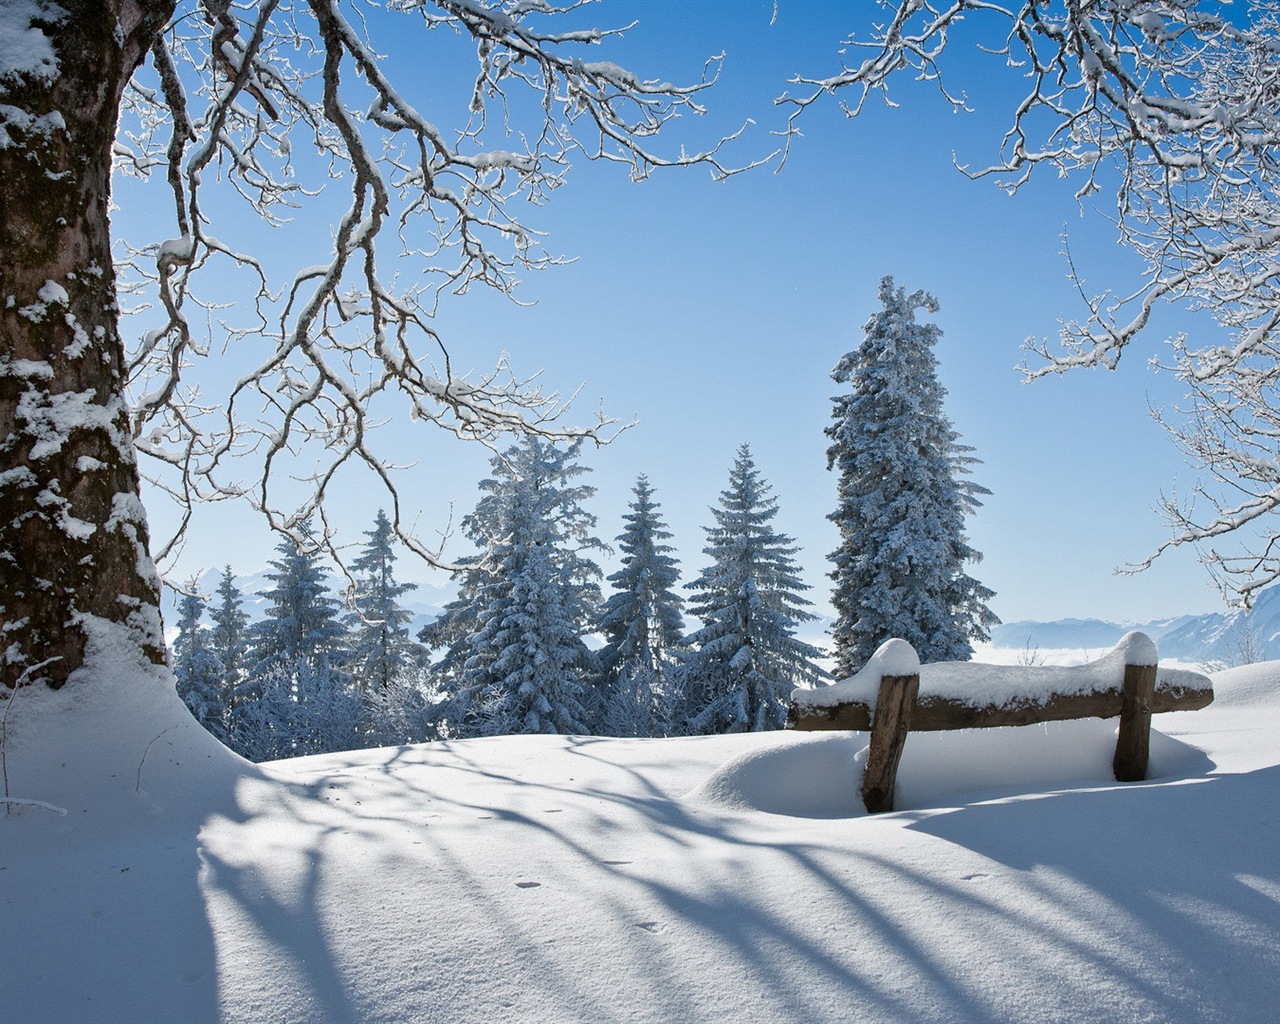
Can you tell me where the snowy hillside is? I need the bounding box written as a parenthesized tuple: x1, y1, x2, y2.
(2, 648, 1278, 1023)
(1156, 585, 1280, 663)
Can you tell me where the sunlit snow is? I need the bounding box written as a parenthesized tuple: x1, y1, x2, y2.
(2, 653, 1277, 1023)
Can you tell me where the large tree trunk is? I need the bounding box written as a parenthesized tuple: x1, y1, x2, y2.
(0, 2, 175, 690)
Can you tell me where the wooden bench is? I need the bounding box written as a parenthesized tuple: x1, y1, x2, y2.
(786, 632, 1214, 813)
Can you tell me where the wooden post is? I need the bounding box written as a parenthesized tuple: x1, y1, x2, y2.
(1113, 662, 1158, 782)
(861, 674, 919, 814)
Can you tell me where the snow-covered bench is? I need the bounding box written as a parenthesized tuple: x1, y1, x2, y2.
(787, 632, 1214, 813)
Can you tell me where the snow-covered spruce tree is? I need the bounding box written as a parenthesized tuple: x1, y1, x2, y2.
(206, 565, 250, 747)
(0, 2, 744, 698)
(826, 277, 998, 675)
(247, 532, 350, 677)
(172, 581, 230, 742)
(679, 446, 827, 734)
(346, 510, 425, 695)
(596, 476, 686, 737)
(787, 4, 1280, 603)
(231, 531, 358, 758)
(207, 566, 249, 695)
(423, 438, 605, 737)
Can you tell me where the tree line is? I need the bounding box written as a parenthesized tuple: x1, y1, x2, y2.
(173, 441, 824, 758)
(172, 277, 999, 759)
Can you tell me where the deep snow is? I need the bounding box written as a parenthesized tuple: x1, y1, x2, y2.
(2, 651, 1278, 1024)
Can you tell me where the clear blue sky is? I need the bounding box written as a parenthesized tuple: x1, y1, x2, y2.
(127, 0, 1232, 625)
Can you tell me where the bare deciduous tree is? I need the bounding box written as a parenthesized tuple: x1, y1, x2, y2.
(784, 0, 1280, 603)
(0, 0, 748, 691)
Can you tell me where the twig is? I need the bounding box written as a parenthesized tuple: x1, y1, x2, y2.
(1, 658, 62, 816)
(136, 725, 179, 792)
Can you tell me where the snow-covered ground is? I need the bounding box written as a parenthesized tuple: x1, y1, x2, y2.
(2, 649, 1278, 1023)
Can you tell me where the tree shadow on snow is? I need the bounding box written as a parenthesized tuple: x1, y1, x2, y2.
(905, 764, 1280, 1020)
(22, 723, 1268, 1024)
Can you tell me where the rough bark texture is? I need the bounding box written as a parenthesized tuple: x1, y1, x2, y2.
(1, 1, 175, 689)
(860, 673, 918, 814)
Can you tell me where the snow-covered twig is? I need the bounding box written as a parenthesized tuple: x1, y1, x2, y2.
(114, 0, 756, 577)
(785, 1, 1280, 601)
(0, 797, 68, 816)
(135, 725, 179, 792)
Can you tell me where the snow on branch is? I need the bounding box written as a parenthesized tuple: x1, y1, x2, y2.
(114, 0, 757, 573)
(785, 1, 1280, 601)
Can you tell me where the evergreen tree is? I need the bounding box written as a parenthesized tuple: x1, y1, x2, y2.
(471, 540, 594, 734)
(206, 566, 251, 750)
(826, 276, 998, 675)
(596, 475, 686, 736)
(172, 580, 230, 742)
(423, 437, 605, 736)
(346, 510, 425, 693)
(208, 566, 250, 684)
(231, 531, 359, 757)
(680, 445, 827, 734)
(248, 531, 350, 676)
(234, 657, 364, 762)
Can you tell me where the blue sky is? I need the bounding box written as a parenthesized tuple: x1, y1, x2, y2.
(127, 0, 1234, 625)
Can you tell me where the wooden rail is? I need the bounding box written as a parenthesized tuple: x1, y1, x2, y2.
(787, 633, 1214, 813)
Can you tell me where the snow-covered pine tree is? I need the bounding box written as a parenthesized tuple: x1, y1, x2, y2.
(826, 276, 998, 675)
(248, 532, 351, 676)
(471, 538, 594, 735)
(423, 437, 605, 737)
(596, 475, 686, 736)
(208, 567, 249, 685)
(346, 510, 425, 694)
(231, 532, 358, 757)
(172, 581, 229, 742)
(679, 445, 827, 734)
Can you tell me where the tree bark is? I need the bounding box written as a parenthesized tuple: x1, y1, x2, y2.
(1, 2, 175, 689)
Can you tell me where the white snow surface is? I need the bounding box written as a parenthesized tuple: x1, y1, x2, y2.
(796, 630, 1197, 709)
(0, 1, 63, 85)
(2, 652, 1278, 1023)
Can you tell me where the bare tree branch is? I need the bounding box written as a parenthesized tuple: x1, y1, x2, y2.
(785, 0, 1280, 603)
(114, 0, 762, 575)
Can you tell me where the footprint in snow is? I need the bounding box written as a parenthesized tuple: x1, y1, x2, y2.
(634, 921, 664, 934)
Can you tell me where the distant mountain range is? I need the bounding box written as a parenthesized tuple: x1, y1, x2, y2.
(991, 587, 1280, 665)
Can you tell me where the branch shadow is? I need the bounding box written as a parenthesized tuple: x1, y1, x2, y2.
(15, 726, 1271, 1024)
(187, 731, 1280, 1024)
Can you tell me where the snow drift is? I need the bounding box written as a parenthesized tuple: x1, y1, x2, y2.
(2, 651, 1278, 1023)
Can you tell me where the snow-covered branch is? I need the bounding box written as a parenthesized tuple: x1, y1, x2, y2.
(115, 0, 750, 571)
(787, 1, 1280, 601)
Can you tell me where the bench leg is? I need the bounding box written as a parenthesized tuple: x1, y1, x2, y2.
(862, 674, 919, 813)
(1113, 663, 1157, 782)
